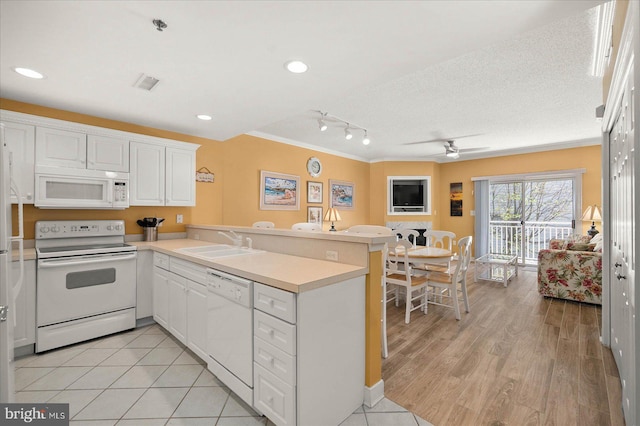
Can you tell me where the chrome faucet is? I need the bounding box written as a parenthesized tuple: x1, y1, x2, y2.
(218, 230, 242, 247)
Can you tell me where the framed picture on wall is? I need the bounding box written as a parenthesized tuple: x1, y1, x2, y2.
(307, 206, 323, 224)
(259, 170, 300, 211)
(329, 179, 355, 210)
(450, 182, 463, 216)
(307, 181, 323, 203)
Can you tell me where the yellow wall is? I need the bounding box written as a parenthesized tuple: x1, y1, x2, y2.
(219, 134, 370, 230)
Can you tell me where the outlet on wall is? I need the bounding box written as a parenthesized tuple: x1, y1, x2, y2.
(326, 250, 339, 261)
(177, 214, 183, 224)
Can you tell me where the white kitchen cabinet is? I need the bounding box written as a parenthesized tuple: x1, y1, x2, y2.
(2, 121, 35, 204)
(12, 260, 36, 349)
(152, 254, 170, 329)
(130, 141, 165, 206)
(186, 280, 208, 360)
(166, 147, 196, 206)
(168, 272, 188, 344)
(136, 251, 153, 319)
(35, 127, 87, 169)
(87, 135, 129, 172)
(253, 278, 365, 426)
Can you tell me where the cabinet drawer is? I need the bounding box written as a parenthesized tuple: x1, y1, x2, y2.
(170, 257, 207, 284)
(254, 310, 296, 355)
(254, 336, 296, 385)
(153, 252, 170, 270)
(254, 283, 296, 324)
(254, 363, 296, 426)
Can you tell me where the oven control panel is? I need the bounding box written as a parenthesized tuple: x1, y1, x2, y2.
(35, 220, 126, 239)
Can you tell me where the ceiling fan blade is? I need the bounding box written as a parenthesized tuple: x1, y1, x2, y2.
(403, 133, 483, 145)
(458, 147, 490, 153)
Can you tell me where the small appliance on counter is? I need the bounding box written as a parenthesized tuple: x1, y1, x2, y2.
(137, 217, 164, 242)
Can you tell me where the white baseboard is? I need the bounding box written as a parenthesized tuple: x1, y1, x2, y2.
(363, 379, 385, 408)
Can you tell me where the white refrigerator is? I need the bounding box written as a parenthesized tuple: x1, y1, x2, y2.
(0, 123, 24, 402)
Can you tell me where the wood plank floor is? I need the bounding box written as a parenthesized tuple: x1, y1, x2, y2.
(382, 266, 626, 426)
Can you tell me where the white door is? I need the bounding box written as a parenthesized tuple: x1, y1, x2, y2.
(35, 127, 87, 168)
(609, 68, 636, 426)
(87, 135, 129, 172)
(130, 142, 165, 205)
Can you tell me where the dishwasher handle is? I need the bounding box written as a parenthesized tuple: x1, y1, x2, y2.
(38, 252, 137, 268)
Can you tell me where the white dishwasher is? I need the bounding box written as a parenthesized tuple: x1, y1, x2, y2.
(206, 269, 254, 405)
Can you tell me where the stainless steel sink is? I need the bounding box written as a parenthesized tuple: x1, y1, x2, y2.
(177, 245, 263, 259)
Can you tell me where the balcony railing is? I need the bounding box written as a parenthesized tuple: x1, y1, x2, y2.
(489, 220, 573, 264)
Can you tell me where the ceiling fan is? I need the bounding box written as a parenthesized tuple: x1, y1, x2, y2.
(403, 134, 488, 159)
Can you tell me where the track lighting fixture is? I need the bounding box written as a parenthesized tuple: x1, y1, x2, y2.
(314, 110, 370, 145)
(344, 126, 353, 140)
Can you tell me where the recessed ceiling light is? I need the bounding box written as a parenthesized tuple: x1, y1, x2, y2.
(196, 114, 212, 121)
(14, 67, 44, 79)
(284, 60, 308, 74)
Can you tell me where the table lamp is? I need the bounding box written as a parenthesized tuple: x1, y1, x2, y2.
(324, 207, 342, 232)
(581, 205, 602, 237)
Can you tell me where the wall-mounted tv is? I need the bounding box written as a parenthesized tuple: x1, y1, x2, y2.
(393, 183, 424, 207)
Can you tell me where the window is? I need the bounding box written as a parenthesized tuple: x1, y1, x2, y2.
(387, 176, 431, 215)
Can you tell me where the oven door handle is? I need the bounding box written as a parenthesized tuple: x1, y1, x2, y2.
(38, 253, 137, 268)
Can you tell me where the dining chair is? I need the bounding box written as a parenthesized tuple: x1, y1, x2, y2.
(291, 222, 322, 231)
(346, 225, 394, 235)
(425, 235, 473, 320)
(396, 229, 420, 248)
(385, 239, 428, 325)
(252, 221, 275, 228)
(418, 230, 456, 273)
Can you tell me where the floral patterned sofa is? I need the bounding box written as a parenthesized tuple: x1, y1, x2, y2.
(537, 235, 603, 305)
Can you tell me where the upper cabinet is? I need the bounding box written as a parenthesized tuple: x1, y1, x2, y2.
(36, 127, 87, 169)
(1, 110, 200, 209)
(2, 121, 35, 204)
(130, 142, 165, 206)
(87, 135, 129, 172)
(130, 142, 197, 206)
(36, 127, 129, 172)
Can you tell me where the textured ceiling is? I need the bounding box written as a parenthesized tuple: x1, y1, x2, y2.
(0, 1, 604, 162)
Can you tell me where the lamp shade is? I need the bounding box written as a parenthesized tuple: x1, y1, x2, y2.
(581, 205, 602, 222)
(324, 207, 342, 222)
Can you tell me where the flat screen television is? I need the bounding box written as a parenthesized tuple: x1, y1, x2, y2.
(393, 184, 423, 207)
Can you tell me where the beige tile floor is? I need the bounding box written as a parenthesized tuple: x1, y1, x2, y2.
(14, 324, 433, 426)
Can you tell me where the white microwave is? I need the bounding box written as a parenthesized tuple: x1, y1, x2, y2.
(35, 165, 129, 209)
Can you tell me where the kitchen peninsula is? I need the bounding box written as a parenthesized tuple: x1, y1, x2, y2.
(132, 224, 394, 426)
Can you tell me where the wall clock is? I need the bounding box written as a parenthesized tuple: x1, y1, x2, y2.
(306, 157, 322, 177)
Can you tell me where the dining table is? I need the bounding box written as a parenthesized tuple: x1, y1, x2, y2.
(389, 245, 453, 268)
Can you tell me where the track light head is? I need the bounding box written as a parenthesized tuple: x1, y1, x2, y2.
(362, 131, 370, 145)
(318, 118, 328, 131)
(344, 126, 353, 140)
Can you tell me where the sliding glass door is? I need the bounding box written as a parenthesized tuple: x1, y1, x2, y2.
(489, 178, 577, 265)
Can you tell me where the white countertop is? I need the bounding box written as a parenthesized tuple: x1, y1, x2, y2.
(132, 239, 368, 293)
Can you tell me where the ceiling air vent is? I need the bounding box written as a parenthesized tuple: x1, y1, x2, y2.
(134, 74, 160, 91)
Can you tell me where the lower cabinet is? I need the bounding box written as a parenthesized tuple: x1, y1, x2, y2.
(152, 257, 170, 329)
(186, 280, 208, 360)
(136, 251, 154, 319)
(152, 252, 208, 359)
(168, 272, 187, 344)
(12, 260, 36, 349)
(253, 278, 365, 426)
